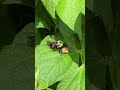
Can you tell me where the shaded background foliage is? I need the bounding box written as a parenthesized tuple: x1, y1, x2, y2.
(86, 0, 120, 90)
(0, 4, 34, 90)
(0, 0, 120, 90)
(0, 4, 34, 48)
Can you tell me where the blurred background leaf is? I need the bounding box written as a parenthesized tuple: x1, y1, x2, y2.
(0, 22, 34, 90)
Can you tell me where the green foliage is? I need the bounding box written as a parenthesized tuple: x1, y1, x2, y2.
(56, 0, 85, 32)
(86, 0, 120, 90)
(1, 0, 120, 90)
(41, 0, 59, 18)
(35, 36, 79, 89)
(57, 65, 85, 90)
(35, 0, 85, 90)
(0, 22, 34, 89)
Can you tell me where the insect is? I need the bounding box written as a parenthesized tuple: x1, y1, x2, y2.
(47, 40, 63, 49)
(59, 46, 69, 54)
(47, 40, 69, 54)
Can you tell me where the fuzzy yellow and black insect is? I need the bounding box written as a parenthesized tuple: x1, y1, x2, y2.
(59, 47, 69, 54)
(47, 40, 69, 54)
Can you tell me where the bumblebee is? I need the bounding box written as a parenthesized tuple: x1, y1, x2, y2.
(47, 41, 57, 49)
(47, 40, 63, 49)
(59, 46, 69, 54)
(47, 40, 69, 54)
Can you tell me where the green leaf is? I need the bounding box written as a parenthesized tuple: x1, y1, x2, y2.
(57, 65, 85, 90)
(35, 35, 78, 89)
(12, 22, 34, 45)
(37, 79, 48, 90)
(86, 0, 94, 11)
(95, 0, 113, 33)
(0, 22, 34, 90)
(85, 16, 107, 90)
(41, 0, 59, 18)
(86, 0, 113, 33)
(56, 0, 85, 32)
(36, 0, 51, 30)
(35, 0, 39, 8)
(109, 20, 120, 90)
(85, 58, 106, 90)
(35, 16, 50, 29)
(35, 28, 42, 46)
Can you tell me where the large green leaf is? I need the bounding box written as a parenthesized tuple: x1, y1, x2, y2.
(35, 35, 78, 89)
(41, 0, 59, 18)
(56, 0, 85, 33)
(57, 65, 85, 90)
(0, 22, 34, 90)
